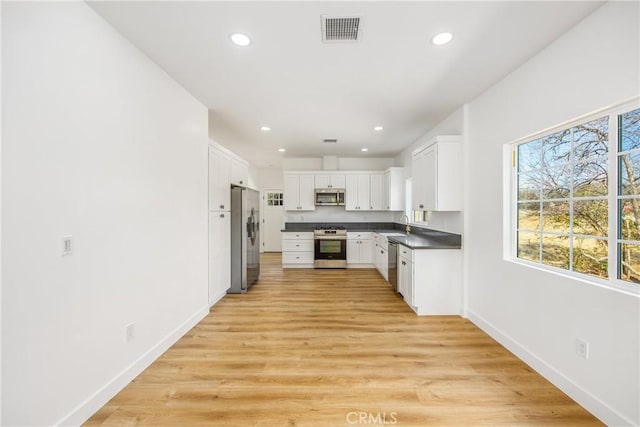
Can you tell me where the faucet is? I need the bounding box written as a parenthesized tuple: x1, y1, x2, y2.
(402, 215, 411, 235)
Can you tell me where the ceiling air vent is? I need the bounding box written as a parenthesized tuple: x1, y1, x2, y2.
(321, 15, 362, 43)
(322, 138, 338, 144)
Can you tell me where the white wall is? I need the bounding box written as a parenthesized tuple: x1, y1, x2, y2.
(2, 3, 209, 426)
(0, 2, 3, 419)
(283, 157, 395, 171)
(337, 157, 395, 171)
(256, 167, 284, 190)
(464, 2, 639, 425)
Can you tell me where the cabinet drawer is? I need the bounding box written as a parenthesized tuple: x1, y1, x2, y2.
(347, 232, 373, 240)
(283, 252, 314, 264)
(282, 232, 314, 240)
(399, 245, 413, 262)
(282, 239, 313, 252)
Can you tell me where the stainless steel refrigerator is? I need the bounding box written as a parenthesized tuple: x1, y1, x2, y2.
(228, 186, 260, 293)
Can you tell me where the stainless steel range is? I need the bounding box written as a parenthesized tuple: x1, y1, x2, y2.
(314, 226, 347, 268)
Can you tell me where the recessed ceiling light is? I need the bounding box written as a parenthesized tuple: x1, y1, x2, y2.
(278, 148, 286, 152)
(432, 32, 453, 46)
(260, 126, 271, 131)
(230, 33, 251, 47)
(361, 148, 369, 152)
(374, 126, 384, 131)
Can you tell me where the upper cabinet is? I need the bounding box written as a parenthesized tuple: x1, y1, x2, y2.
(230, 157, 249, 187)
(369, 173, 384, 211)
(284, 168, 404, 212)
(284, 174, 315, 211)
(345, 174, 371, 210)
(383, 167, 405, 211)
(412, 136, 462, 211)
(344, 171, 398, 211)
(208, 145, 231, 211)
(315, 174, 346, 189)
(209, 142, 251, 210)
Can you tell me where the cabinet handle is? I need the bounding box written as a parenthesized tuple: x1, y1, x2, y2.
(296, 256, 300, 259)
(239, 180, 243, 184)
(402, 261, 406, 265)
(220, 213, 225, 218)
(370, 206, 373, 209)
(296, 234, 300, 237)
(220, 204, 225, 209)
(419, 204, 424, 209)
(380, 250, 383, 254)
(296, 244, 300, 247)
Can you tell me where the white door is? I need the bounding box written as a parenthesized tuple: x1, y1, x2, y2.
(262, 190, 284, 252)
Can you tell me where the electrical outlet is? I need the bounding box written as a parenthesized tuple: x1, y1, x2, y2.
(576, 338, 589, 360)
(126, 323, 135, 343)
(60, 235, 73, 256)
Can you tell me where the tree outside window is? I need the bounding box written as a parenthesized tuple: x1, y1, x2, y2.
(516, 106, 640, 286)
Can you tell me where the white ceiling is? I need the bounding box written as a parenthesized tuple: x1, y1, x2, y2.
(89, 1, 603, 168)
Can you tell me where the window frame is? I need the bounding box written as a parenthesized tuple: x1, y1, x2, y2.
(508, 97, 640, 295)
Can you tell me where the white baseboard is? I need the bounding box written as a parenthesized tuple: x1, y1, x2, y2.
(56, 305, 210, 426)
(209, 289, 228, 307)
(467, 310, 634, 427)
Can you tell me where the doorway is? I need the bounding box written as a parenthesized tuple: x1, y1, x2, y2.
(261, 189, 284, 252)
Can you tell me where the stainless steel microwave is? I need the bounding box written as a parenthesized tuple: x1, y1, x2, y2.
(315, 188, 345, 206)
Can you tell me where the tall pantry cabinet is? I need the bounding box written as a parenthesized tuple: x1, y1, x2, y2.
(208, 143, 249, 306)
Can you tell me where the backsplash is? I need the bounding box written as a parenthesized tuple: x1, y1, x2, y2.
(285, 206, 397, 223)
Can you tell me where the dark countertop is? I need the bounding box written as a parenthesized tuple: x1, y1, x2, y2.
(281, 222, 461, 249)
(281, 222, 401, 232)
(388, 233, 461, 250)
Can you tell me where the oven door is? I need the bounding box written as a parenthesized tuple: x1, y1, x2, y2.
(314, 238, 347, 268)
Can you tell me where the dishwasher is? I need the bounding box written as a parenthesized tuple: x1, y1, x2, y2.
(387, 241, 398, 292)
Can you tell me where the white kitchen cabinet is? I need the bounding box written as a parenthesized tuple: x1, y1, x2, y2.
(208, 145, 231, 211)
(397, 248, 413, 307)
(384, 167, 405, 211)
(346, 232, 373, 265)
(369, 173, 384, 211)
(345, 174, 371, 211)
(315, 174, 346, 189)
(230, 157, 249, 187)
(412, 136, 462, 211)
(377, 245, 388, 281)
(398, 246, 462, 315)
(282, 231, 314, 268)
(373, 238, 389, 281)
(208, 211, 231, 305)
(284, 174, 315, 211)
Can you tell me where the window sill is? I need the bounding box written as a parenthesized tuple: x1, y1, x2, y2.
(505, 257, 640, 297)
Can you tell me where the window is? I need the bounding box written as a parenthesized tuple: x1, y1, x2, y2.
(266, 192, 283, 206)
(513, 102, 640, 291)
(405, 178, 428, 224)
(413, 210, 428, 223)
(618, 108, 640, 283)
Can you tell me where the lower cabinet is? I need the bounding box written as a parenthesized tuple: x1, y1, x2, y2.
(397, 245, 462, 315)
(209, 210, 231, 305)
(347, 232, 373, 266)
(282, 232, 314, 268)
(398, 249, 413, 307)
(374, 242, 388, 281)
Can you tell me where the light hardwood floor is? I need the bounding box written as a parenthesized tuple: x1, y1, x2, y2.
(85, 253, 601, 426)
